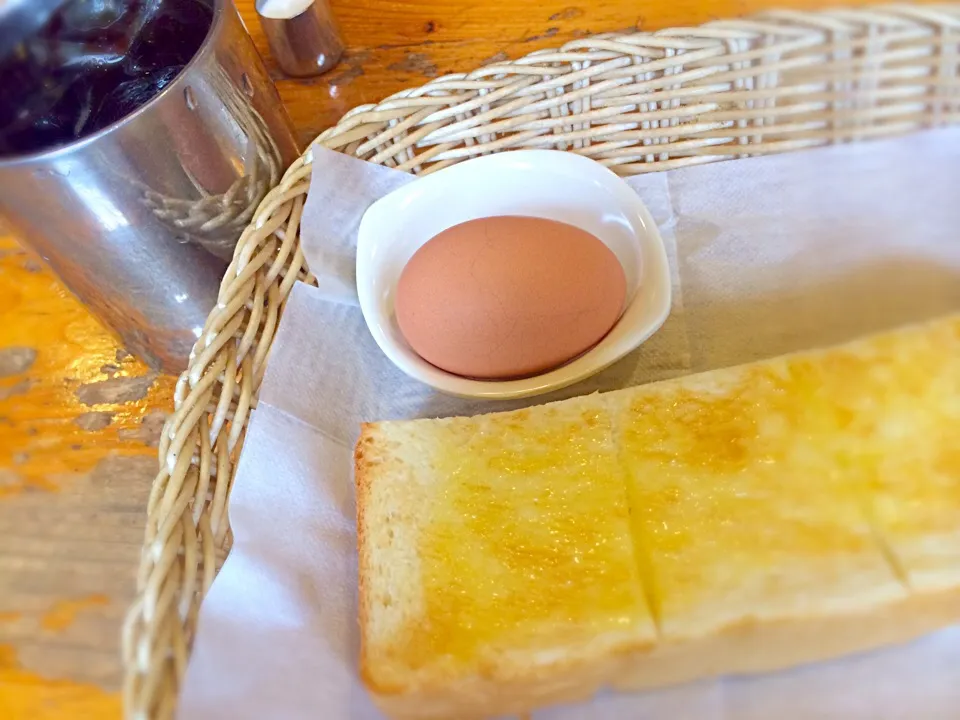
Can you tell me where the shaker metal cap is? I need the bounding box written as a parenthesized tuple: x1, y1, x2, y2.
(255, 0, 344, 78)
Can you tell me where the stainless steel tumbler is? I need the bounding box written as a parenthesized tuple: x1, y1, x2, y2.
(0, 0, 300, 372)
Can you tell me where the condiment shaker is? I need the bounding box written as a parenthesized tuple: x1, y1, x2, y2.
(256, 0, 344, 78)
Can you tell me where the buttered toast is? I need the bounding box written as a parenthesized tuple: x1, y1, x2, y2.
(354, 314, 960, 720)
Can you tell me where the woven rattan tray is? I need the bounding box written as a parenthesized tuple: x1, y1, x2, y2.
(121, 5, 960, 717)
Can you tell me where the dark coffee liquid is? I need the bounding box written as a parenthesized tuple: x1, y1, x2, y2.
(0, 0, 214, 157)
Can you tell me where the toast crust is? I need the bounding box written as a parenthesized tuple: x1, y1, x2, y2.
(354, 423, 377, 694)
(368, 586, 960, 720)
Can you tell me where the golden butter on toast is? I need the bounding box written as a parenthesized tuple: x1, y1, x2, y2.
(355, 314, 960, 719)
(355, 396, 656, 715)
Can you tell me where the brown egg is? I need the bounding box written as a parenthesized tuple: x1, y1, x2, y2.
(394, 216, 627, 380)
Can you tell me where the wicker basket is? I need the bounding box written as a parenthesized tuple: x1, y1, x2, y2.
(121, 5, 960, 718)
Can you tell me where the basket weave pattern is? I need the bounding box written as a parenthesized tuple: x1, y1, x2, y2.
(122, 5, 960, 718)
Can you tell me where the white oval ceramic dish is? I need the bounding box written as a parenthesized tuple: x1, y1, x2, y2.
(356, 149, 671, 399)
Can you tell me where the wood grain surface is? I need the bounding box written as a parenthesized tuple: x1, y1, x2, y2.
(0, 0, 936, 717)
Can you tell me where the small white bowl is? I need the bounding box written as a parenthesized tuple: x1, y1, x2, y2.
(356, 150, 671, 400)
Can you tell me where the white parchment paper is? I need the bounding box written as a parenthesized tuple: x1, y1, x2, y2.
(179, 129, 960, 720)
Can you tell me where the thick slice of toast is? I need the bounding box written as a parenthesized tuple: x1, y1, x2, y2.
(609, 317, 960, 690)
(355, 396, 658, 719)
(355, 314, 960, 720)
(825, 318, 960, 595)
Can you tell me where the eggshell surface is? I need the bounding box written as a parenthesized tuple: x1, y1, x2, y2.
(394, 215, 627, 380)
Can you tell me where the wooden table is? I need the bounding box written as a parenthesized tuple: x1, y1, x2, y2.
(0, 0, 912, 716)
